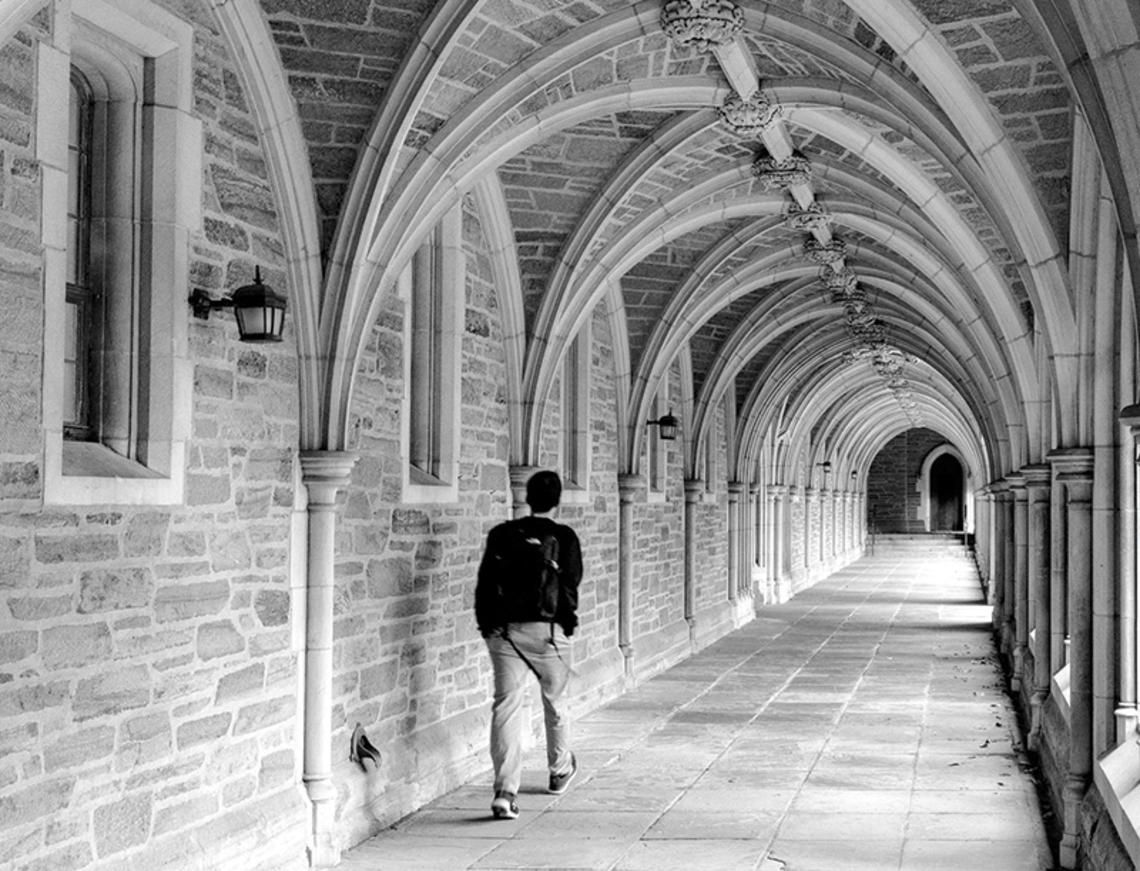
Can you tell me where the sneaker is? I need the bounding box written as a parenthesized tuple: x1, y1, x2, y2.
(491, 790, 519, 819)
(548, 753, 577, 794)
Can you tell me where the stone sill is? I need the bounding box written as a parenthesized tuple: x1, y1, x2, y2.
(1096, 744, 1140, 869)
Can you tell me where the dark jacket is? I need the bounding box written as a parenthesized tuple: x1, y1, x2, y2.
(475, 515, 582, 637)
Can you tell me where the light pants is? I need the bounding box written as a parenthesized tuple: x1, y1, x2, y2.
(486, 621, 573, 796)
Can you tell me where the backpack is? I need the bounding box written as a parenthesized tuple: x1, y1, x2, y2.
(497, 523, 561, 623)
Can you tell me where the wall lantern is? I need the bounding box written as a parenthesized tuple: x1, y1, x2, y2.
(189, 266, 287, 343)
(647, 410, 680, 441)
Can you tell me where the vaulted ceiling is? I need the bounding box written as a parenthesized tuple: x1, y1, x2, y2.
(251, 0, 1135, 485)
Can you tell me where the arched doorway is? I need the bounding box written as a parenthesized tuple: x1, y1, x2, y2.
(929, 453, 964, 531)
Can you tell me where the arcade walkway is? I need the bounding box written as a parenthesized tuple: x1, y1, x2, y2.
(340, 544, 1053, 871)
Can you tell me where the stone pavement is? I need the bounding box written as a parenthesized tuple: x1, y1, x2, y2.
(339, 550, 1054, 871)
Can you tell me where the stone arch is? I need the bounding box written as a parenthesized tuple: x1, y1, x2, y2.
(919, 444, 973, 534)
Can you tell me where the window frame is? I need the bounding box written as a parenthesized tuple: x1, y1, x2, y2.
(400, 205, 463, 504)
(39, 0, 199, 505)
(560, 322, 591, 503)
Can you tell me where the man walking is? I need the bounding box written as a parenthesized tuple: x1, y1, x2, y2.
(475, 470, 582, 819)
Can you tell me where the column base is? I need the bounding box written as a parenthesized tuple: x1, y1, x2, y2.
(305, 778, 340, 869)
(1011, 644, 1026, 693)
(1059, 774, 1087, 870)
(1028, 688, 1048, 751)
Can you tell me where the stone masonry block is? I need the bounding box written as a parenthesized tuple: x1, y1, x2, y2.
(197, 620, 245, 660)
(253, 589, 288, 626)
(0, 630, 36, 664)
(41, 623, 111, 669)
(154, 580, 230, 622)
(233, 694, 293, 734)
(259, 747, 293, 790)
(93, 791, 152, 857)
(124, 513, 170, 558)
(14, 840, 92, 871)
(215, 662, 264, 703)
(35, 533, 120, 565)
(0, 535, 29, 587)
(79, 568, 154, 613)
(0, 461, 38, 500)
(0, 720, 36, 755)
(366, 556, 413, 598)
(0, 680, 70, 716)
(176, 711, 232, 749)
(44, 724, 115, 772)
(73, 665, 151, 720)
(0, 777, 74, 829)
(119, 712, 172, 769)
(185, 473, 232, 506)
(8, 595, 70, 620)
(207, 529, 252, 571)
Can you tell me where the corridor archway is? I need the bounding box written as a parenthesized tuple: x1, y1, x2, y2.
(928, 453, 964, 532)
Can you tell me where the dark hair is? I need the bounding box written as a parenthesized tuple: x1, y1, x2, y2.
(526, 470, 562, 513)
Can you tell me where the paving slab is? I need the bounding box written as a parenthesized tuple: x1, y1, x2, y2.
(338, 551, 1053, 871)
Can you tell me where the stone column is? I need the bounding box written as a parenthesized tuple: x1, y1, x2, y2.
(819, 488, 830, 565)
(618, 473, 643, 677)
(804, 487, 817, 577)
(1117, 406, 1140, 742)
(749, 483, 762, 598)
(509, 464, 539, 519)
(299, 450, 358, 869)
(1002, 486, 1016, 654)
(987, 482, 1008, 635)
(1008, 474, 1028, 692)
(1053, 449, 1094, 870)
(768, 485, 787, 602)
(1047, 454, 1069, 673)
(684, 479, 702, 643)
(1024, 465, 1052, 749)
(727, 481, 743, 602)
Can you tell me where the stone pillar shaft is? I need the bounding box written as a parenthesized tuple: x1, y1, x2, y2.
(1024, 466, 1051, 749)
(299, 450, 358, 870)
(1053, 449, 1094, 870)
(684, 479, 702, 636)
(618, 474, 643, 676)
(768, 485, 787, 602)
(727, 481, 742, 602)
(1118, 406, 1140, 742)
(1008, 474, 1028, 691)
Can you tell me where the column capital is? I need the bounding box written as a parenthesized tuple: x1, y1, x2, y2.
(684, 478, 704, 500)
(727, 480, 745, 499)
(1048, 447, 1094, 482)
(618, 473, 645, 502)
(804, 487, 818, 501)
(1120, 403, 1140, 432)
(1005, 473, 1026, 494)
(299, 451, 359, 502)
(767, 484, 787, 499)
(987, 479, 1010, 495)
(1022, 463, 1052, 488)
(508, 464, 540, 489)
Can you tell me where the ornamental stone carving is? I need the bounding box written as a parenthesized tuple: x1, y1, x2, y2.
(720, 92, 780, 138)
(804, 237, 847, 265)
(822, 267, 858, 296)
(751, 152, 811, 190)
(661, 0, 744, 50)
(784, 202, 831, 232)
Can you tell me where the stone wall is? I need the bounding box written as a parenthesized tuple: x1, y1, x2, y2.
(866, 427, 948, 534)
(0, 8, 310, 871)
